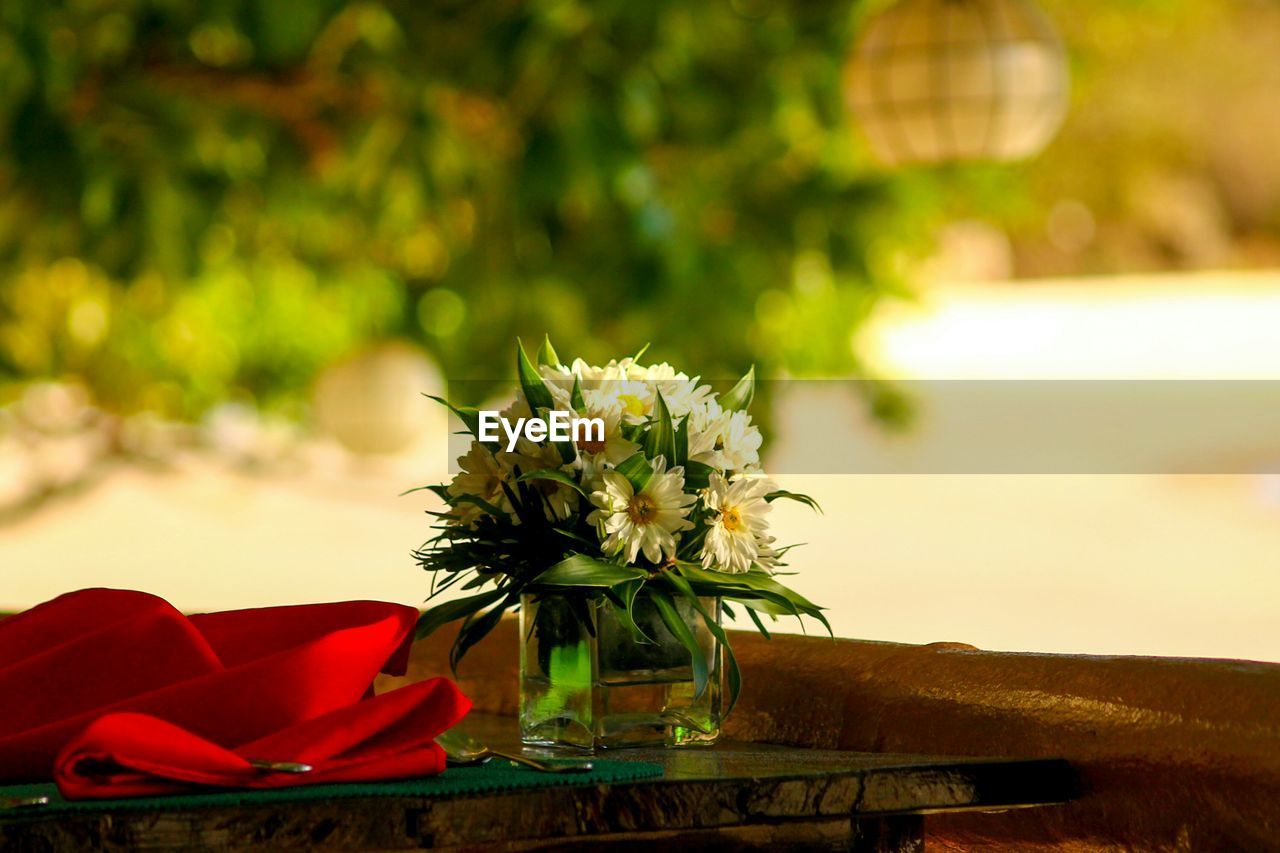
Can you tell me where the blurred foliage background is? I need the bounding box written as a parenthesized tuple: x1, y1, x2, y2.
(0, 0, 1004, 420)
(1, 0, 1279, 421)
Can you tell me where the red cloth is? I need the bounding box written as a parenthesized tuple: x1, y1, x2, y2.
(0, 589, 470, 797)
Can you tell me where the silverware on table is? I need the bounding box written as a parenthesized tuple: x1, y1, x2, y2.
(246, 759, 313, 774)
(435, 731, 593, 774)
(0, 795, 49, 809)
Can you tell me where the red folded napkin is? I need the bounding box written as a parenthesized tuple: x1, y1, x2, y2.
(55, 677, 468, 797)
(0, 588, 470, 797)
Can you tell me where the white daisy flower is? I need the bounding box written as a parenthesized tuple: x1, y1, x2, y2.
(658, 380, 715, 418)
(446, 441, 511, 526)
(500, 394, 533, 422)
(569, 358, 633, 387)
(542, 360, 653, 421)
(573, 403, 640, 486)
(623, 362, 714, 418)
(583, 378, 655, 424)
(716, 409, 762, 472)
(686, 398, 728, 468)
(752, 532, 782, 573)
(588, 456, 696, 564)
(537, 363, 585, 412)
(700, 471, 776, 573)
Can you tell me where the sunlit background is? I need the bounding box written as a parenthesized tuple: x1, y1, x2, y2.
(2, 1, 1278, 662)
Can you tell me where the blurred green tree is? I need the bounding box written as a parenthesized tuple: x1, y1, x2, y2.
(0, 0, 1002, 418)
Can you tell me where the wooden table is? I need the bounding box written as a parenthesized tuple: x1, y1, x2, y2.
(1, 715, 1076, 851)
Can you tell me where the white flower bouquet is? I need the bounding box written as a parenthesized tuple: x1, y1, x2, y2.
(414, 338, 827, 715)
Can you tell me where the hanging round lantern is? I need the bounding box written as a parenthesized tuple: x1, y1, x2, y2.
(844, 0, 1069, 166)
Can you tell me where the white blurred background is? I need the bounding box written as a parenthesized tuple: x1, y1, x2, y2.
(5, 269, 1279, 663)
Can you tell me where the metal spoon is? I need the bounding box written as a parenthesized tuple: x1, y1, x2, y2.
(436, 731, 593, 774)
(247, 759, 313, 774)
(0, 795, 49, 810)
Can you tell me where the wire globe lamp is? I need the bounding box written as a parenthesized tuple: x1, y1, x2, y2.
(844, 0, 1069, 166)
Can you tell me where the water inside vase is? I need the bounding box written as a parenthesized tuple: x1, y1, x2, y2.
(519, 593, 721, 750)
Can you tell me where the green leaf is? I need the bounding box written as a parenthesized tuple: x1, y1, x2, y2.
(416, 586, 507, 640)
(664, 571, 740, 714)
(500, 479, 543, 528)
(553, 435, 577, 465)
(447, 492, 507, 519)
(678, 563, 831, 635)
(566, 593, 597, 638)
(737, 569, 826, 614)
(516, 338, 555, 412)
(724, 592, 800, 618)
(642, 390, 676, 464)
(676, 521, 708, 561)
(673, 413, 689, 466)
(744, 605, 772, 639)
(449, 588, 521, 673)
(719, 626, 741, 714)
(532, 554, 648, 587)
(400, 483, 443, 497)
(615, 452, 653, 492)
(570, 375, 586, 412)
(650, 587, 709, 699)
(765, 490, 822, 513)
(424, 394, 485, 439)
(552, 527, 595, 546)
(719, 365, 755, 412)
(536, 334, 560, 367)
(604, 578, 655, 645)
(683, 460, 715, 491)
(516, 468, 587, 495)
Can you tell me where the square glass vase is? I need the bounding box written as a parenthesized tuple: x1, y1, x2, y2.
(519, 592, 722, 751)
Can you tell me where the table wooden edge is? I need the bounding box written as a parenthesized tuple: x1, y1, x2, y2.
(0, 752, 1078, 851)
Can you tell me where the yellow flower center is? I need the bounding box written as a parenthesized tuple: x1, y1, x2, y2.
(627, 493, 657, 525)
(617, 394, 646, 417)
(721, 506, 743, 532)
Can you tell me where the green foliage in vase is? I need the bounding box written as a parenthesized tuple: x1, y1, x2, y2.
(414, 339, 829, 714)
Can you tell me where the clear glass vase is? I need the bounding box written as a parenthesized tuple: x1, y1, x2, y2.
(519, 592, 722, 751)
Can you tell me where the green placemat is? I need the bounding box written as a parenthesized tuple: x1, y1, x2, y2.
(0, 759, 663, 819)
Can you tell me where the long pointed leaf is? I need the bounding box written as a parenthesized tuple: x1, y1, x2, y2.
(673, 414, 689, 466)
(553, 434, 577, 465)
(533, 554, 648, 587)
(743, 604, 772, 639)
(424, 394, 485, 439)
(516, 338, 555, 412)
(664, 571, 739, 713)
(765, 490, 823, 513)
(537, 335, 560, 367)
(719, 366, 755, 412)
(682, 460, 715, 491)
(642, 390, 676, 464)
(449, 588, 521, 673)
(417, 586, 506, 640)
(604, 578, 655, 645)
(650, 587, 709, 699)
(677, 564, 811, 621)
(614, 452, 653, 492)
(516, 468, 587, 496)
(446, 492, 507, 518)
